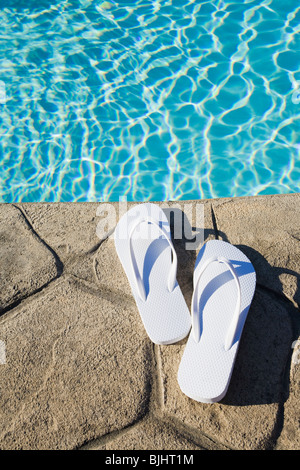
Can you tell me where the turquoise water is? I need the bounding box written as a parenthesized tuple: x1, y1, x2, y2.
(0, 0, 299, 202)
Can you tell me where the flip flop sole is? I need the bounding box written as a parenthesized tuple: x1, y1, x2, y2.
(177, 240, 256, 403)
(115, 203, 191, 345)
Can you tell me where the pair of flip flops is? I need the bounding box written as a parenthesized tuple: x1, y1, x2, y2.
(115, 203, 256, 404)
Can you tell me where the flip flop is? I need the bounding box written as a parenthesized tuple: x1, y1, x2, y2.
(114, 202, 191, 345)
(177, 239, 256, 403)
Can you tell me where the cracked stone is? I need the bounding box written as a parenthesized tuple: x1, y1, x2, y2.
(88, 416, 204, 450)
(18, 202, 108, 285)
(1, 195, 297, 450)
(0, 277, 152, 450)
(18, 202, 101, 260)
(158, 288, 293, 450)
(0, 205, 58, 313)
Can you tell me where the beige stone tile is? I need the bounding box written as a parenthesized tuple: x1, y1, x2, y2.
(3, 195, 298, 450)
(88, 416, 203, 450)
(0, 204, 58, 313)
(0, 276, 152, 449)
(19, 202, 101, 260)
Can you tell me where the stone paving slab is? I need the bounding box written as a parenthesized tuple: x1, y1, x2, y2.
(18, 202, 102, 286)
(0, 194, 299, 450)
(0, 204, 59, 314)
(83, 416, 204, 451)
(0, 276, 152, 449)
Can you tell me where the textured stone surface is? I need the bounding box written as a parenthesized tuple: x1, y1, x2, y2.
(19, 202, 100, 262)
(0, 194, 299, 450)
(86, 416, 203, 450)
(0, 277, 152, 449)
(18, 202, 101, 258)
(19, 202, 109, 286)
(276, 340, 300, 449)
(0, 204, 58, 313)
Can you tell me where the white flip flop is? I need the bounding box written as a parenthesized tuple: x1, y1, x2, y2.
(177, 239, 256, 403)
(114, 202, 191, 345)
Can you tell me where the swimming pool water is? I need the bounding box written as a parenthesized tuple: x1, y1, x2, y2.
(0, 0, 299, 202)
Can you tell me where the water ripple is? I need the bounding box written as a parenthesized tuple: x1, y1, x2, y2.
(0, 0, 299, 202)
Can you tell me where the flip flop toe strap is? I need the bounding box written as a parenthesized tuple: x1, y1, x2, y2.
(128, 216, 177, 302)
(191, 256, 241, 351)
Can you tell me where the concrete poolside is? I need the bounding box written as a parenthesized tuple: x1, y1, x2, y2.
(0, 193, 299, 450)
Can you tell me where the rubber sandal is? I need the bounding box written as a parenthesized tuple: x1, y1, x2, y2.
(114, 202, 191, 345)
(177, 239, 256, 403)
